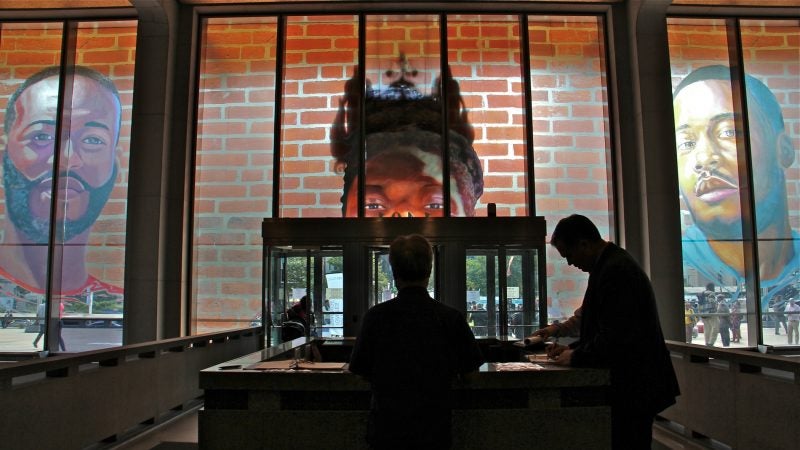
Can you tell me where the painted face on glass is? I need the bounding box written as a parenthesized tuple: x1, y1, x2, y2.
(343, 146, 470, 218)
(3, 74, 120, 243)
(673, 79, 789, 240)
(674, 80, 742, 239)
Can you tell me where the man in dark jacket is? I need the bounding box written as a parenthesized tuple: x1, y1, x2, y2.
(547, 214, 680, 449)
(349, 234, 484, 449)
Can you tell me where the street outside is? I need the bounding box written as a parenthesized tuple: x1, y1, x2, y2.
(0, 325, 122, 354)
(685, 319, 798, 348)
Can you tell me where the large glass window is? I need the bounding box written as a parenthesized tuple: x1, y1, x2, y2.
(193, 12, 613, 336)
(193, 17, 277, 333)
(279, 15, 358, 218)
(0, 20, 135, 353)
(529, 16, 613, 325)
(668, 18, 800, 347)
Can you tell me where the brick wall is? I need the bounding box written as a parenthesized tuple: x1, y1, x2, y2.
(193, 14, 613, 329)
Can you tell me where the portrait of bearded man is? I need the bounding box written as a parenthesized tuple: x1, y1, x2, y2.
(0, 66, 124, 331)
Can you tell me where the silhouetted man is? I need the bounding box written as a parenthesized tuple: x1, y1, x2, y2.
(349, 234, 484, 448)
(547, 214, 679, 449)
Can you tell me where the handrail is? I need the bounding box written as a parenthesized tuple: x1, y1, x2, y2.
(0, 326, 263, 384)
(661, 340, 800, 449)
(665, 340, 800, 374)
(0, 326, 265, 450)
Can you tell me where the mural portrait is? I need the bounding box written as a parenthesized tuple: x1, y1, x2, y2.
(0, 66, 125, 338)
(331, 54, 484, 218)
(673, 65, 799, 311)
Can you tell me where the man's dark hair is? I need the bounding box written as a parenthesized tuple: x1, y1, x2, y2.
(550, 214, 602, 248)
(4, 65, 122, 135)
(672, 64, 786, 136)
(389, 234, 433, 283)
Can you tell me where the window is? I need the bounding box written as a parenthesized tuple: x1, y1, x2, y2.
(0, 19, 136, 352)
(193, 16, 278, 333)
(668, 17, 800, 347)
(192, 12, 614, 333)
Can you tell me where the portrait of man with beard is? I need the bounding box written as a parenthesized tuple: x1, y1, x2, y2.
(0, 66, 124, 336)
(673, 65, 799, 313)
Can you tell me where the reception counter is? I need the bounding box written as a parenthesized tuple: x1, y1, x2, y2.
(199, 338, 611, 449)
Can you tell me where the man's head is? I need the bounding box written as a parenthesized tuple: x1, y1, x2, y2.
(332, 64, 483, 218)
(389, 234, 433, 287)
(550, 214, 605, 273)
(2, 66, 121, 243)
(298, 295, 308, 310)
(673, 65, 794, 240)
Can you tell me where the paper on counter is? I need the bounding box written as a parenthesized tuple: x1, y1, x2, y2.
(296, 361, 346, 370)
(526, 354, 553, 363)
(493, 362, 545, 371)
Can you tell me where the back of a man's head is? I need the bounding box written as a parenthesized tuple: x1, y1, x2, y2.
(550, 214, 602, 248)
(389, 234, 433, 285)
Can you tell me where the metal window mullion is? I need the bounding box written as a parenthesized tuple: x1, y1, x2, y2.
(486, 253, 496, 337)
(439, 13, 452, 217)
(272, 15, 286, 218)
(357, 14, 367, 217)
(727, 18, 761, 345)
(265, 246, 272, 347)
(45, 21, 78, 352)
(519, 13, 537, 217)
(498, 247, 508, 337)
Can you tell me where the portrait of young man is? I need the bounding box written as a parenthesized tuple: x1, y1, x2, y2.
(331, 58, 484, 218)
(0, 65, 125, 348)
(673, 64, 799, 312)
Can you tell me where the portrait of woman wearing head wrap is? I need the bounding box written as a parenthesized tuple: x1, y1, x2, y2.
(331, 56, 483, 218)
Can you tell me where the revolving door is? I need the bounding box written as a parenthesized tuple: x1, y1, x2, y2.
(262, 217, 548, 345)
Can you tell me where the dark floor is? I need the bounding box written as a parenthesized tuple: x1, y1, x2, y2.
(109, 406, 701, 450)
(111, 408, 199, 450)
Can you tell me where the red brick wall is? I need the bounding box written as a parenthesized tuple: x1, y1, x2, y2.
(193, 17, 279, 331)
(0, 20, 136, 297)
(528, 16, 610, 317)
(193, 14, 613, 330)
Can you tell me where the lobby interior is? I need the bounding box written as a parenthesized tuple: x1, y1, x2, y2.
(0, 1, 798, 449)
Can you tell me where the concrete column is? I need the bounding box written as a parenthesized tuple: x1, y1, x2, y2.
(124, 0, 194, 343)
(609, 0, 685, 341)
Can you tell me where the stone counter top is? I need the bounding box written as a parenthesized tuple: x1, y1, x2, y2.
(199, 338, 612, 449)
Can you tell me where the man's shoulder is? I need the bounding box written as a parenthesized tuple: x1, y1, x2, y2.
(431, 300, 465, 318)
(598, 244, 644, 274)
